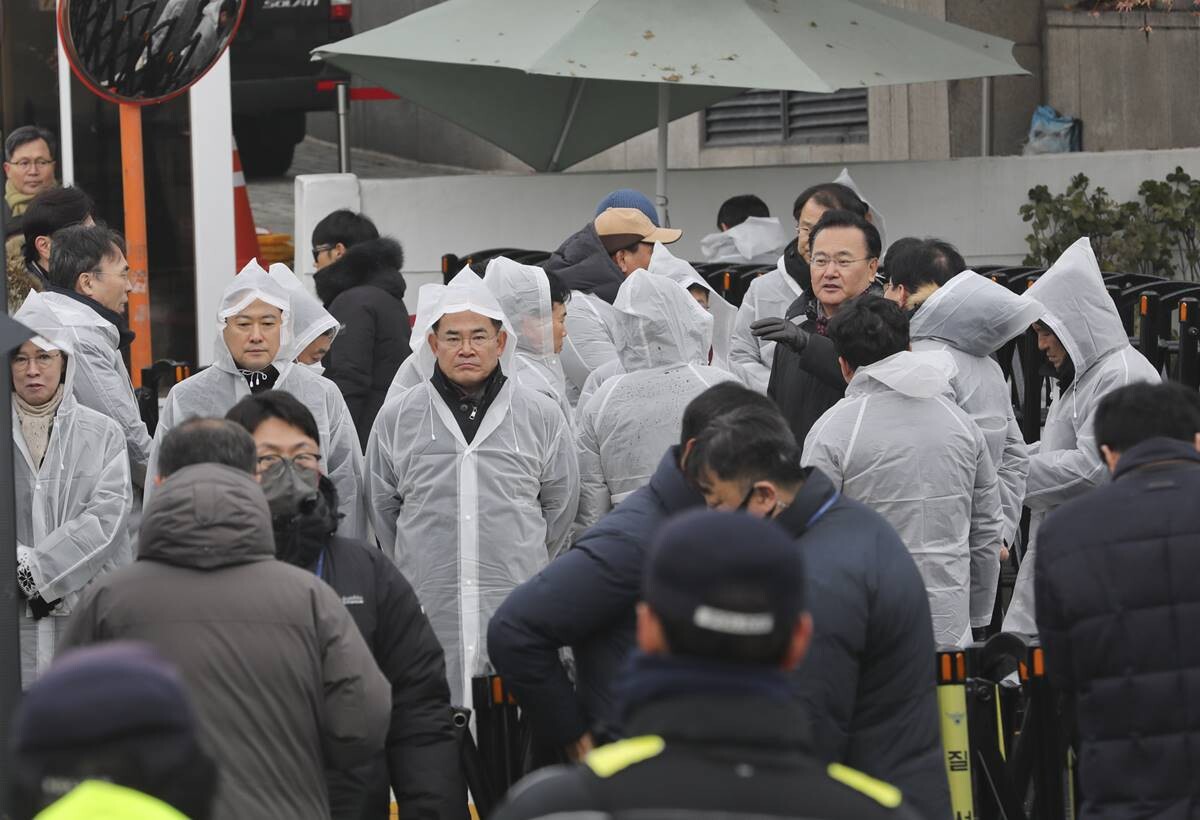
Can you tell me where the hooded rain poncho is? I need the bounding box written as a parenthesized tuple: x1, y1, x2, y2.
(1003, 237, 1159, 635)
(909, 271, 1042, 544)
(11, 295, 132, 684)
(146, 260, 368, 539)
(18, 291, 152, 484)
(559, 290, 620, 406)
(803, 350, 1004, 647)
(699, 216, 791, 265)
(575, 270, 736, 531)
(729, 259, 805, 392)
(366, 269, 579, 707)
(482, 257, 573, 424)
(268, 263, 340, 371)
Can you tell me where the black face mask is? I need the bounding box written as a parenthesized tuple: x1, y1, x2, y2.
(736, 483, 780, 518)
(260, 458, 319, 520)
(265, 467, 338, 569)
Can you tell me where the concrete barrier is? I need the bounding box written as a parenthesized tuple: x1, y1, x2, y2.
(297, 147, 1200, 277)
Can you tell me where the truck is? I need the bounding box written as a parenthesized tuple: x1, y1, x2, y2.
(229, 0, 352, 177)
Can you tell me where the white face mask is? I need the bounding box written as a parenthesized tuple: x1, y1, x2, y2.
(299, 360, 325, 376)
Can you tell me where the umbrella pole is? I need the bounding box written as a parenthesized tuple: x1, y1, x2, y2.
(656, 83, 669, 227)
(547, 78, 586, 172)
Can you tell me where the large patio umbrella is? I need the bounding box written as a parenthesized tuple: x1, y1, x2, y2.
(313, 0, 1026, 224)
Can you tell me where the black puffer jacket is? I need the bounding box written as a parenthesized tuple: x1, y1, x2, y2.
(316, 238, 411, 447)
(544, 222, 624, 304)
(494, 684, 922, 820)
(280, 476, 467, 820)
(1036, 437, 1200, 820)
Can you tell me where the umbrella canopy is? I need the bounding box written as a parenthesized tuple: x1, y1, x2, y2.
(314, 0, 1026, 173)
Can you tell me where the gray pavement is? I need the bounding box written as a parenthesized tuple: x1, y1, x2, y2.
(245, 136, 472, 236)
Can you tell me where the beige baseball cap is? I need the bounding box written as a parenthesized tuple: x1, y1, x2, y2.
(594, 207, 682, 254)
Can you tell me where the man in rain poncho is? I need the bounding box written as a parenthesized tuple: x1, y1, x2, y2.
(884, 239, 1040, 551)
(803, 296, 1003, 647)
(269, 263, 341, 374)
(575, 269, 737, 531)
(365, 269, 579, 706)
(1003, 237, 1159, 636)
(36, 224, 151, 488)
(699, 194, 791, 265)
(547, 208, 683, 405)
(146, 260, 368, 539)
(481, 257, 573, 424)
(575, 244, 741, 411)
(11, 293, 131, 685)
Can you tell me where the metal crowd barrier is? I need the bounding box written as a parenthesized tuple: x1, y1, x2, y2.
(937, 637, 1076, 820)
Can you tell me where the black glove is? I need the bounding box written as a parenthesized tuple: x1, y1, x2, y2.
(28, 594, 61, 621)
(750, 316, 810, 354)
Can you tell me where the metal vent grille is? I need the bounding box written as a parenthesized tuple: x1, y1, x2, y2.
(704, 89, 868, 147)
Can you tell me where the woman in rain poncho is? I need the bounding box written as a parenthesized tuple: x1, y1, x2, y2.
(1003, 238, 1159, 636)
(146, 260, 368, 539)
(481, 256, 573, 424)
(11, 293, 132, 685)
(366, 268, 579, 707)
(574, 269, 737, 531)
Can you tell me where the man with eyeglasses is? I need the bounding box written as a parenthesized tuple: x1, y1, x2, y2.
(146, 260, 369, 539)
(31, 224, 151, 494)
(8, 296, 131, 686)
(366, 268, 579, 709)
(226, 390, 466, 820)
(751, 209, 883, 450)
(3, 126, 58, 241)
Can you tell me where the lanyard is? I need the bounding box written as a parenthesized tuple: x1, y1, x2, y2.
(314, 549, 326, 580)
(806, 490, 840, 529)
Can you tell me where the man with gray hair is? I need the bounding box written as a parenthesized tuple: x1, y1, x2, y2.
(60, 417, 391, 820)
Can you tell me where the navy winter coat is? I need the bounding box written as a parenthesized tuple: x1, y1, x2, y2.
(1036, 437, 1200, 820)
(776, 468, 950, 820)
(487, 446, 702, 747)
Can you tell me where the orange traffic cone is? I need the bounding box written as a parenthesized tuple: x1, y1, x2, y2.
(233, 138, 261, 270)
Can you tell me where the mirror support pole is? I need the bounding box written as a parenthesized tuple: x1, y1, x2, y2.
(336, 82, 351, 173)
(120, 104, 152, 387)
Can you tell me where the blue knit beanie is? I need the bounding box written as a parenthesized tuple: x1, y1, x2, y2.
(595, 188, 659, 226)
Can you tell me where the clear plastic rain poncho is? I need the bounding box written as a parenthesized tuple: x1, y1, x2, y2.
(575, 269, 736, 530)
(12, 293, 133, 685)
(909, 271, 1043, 545)
(268, 263, 340, 370)
(728, 259, 804, 393)
(482, 257, 573, 424)
(365, 268, 579, 707)
(146, 260, 368, 539)
(699, 216, 792, 265)
(802, 350, 1003, 647)
(559, 291, 620, 406)
(16, 291, 152, 483)
(574, 244, 744, 411)
(1003, 238, 1159, 635)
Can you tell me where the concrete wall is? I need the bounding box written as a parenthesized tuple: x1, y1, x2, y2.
(312, 0, 1044, 172)
(294, 147, 1200, 275)
(1044, 10, 1200, 152)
